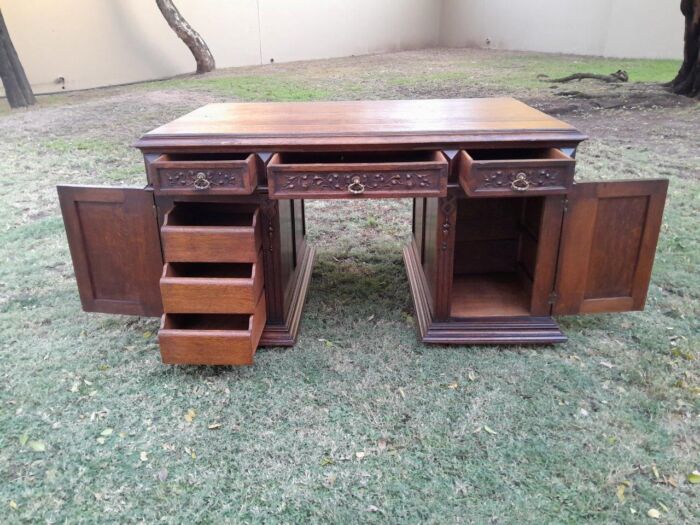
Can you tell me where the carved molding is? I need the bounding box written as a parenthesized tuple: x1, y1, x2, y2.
(260, 200, 277, 253)
(439, 195, 456, 252)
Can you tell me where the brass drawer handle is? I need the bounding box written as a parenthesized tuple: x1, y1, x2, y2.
(511, 172, 530, 192)
(348, 176, 365, 195)
(193, 172, 211, 190)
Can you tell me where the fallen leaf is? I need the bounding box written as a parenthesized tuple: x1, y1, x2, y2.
(657, 502, 669, 513)
(19, 434, 28, 446)
(398, 388, 406, 399)
(94, 493, 102, 501)
(9, 500, 18, 510)
(320, 457, 334, 466)
(483, 425, 498, 435)
(652, 464, 660, 480)
(468, 371, 477, 381)
(96, 437, 106, 445)
(447, 382, 458, 389)
(184, 409, 196, 423)
(143, 331, 152, 338)
(647, 508, 660, 519)
(70, 382, 79, 393)
(687, 471, 700, 484)
(356, 451, 366, 460)
(580, 408, 589, 417)
(140, 451, 148, 462)
(100, 428, 113, 436)
(207, 423, 222, 430)
(600, 361, 615, 369)
(28, 440, 45, 452)
(616, 484, 626, 503)
(366, 505, 380, 513)
(157, 468, 168, 482)
(377, 439, 388, 451)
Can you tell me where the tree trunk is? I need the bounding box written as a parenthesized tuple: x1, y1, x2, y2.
(670, 0, 700, 98)
(155, 0, 215, 74)
(0, 9, 35, 108)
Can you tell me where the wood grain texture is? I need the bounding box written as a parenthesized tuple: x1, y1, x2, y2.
(57, 185, 163, 317)
(161, 205, 261, 263)
(554, 179, 668, 315)
(135, 98, 586, 150)
(159, 254, 264, 314)
(159, 294, 266, 366)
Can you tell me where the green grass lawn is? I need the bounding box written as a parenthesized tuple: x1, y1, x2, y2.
(0, 48, 698, 523)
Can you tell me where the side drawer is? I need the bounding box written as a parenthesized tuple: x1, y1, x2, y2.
(267, 151, 448, 199)
(160, 254, 264, 314)
(158, 294, 266, 366)
(161, 203, 261, 263)
(458, 148, 575, 197)
(150, 153, 258, 195)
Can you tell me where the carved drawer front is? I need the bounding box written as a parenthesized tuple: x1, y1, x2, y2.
(158, 294, 266, 366)
(150, 153, 258, 195)
(267, 151, 448, 199)
(458, 148, 575, 197)
(160, 254, 264, 314)
(161, 203, 261, 263)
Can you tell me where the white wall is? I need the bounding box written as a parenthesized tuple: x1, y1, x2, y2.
(0, 0, 683, 96)
(1, 0, 440, 95)
(440, 0, 683, 60)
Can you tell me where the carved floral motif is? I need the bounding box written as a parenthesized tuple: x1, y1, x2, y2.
(479, 168, 563, 191)
(273, 171, 441, 194)
(160, 169, 244, 190)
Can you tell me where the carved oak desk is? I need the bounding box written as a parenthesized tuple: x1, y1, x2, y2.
(57, 98, 668, 365)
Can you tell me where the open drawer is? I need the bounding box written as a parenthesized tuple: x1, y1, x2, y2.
(458, 148, 575, 197)
(160, 255, 263, 314)
(158, 295, 266, 366)
(150, 153, 258, 195)
(267, 151, 448, 199)
(161, 203, 261, 263)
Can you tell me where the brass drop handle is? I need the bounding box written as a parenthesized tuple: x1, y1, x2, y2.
(511, 172, 530, 192)
(193, 172, 211, 190)
(348, 176, 365, 195)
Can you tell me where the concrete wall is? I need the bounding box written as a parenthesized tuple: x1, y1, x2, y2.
(440, 0, 683, 60)
(1, 0, 440, 94)
(0, 0, 683, 95)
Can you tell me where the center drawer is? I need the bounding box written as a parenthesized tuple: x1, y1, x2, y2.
(150, 153, 258, 195)
(161, 203, 261, 263)
(159, 294, 266, 366)
(267, 151, 448, 199)
(160, 255, 264, 314)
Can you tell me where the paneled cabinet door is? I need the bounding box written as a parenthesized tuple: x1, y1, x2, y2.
(553, 179, 668, 315)
(57, 185, 163, 317)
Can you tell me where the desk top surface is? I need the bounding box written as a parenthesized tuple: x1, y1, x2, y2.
(136, 98, 585, 149)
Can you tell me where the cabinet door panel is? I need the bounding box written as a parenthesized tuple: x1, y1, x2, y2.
(553, 179, 667, 315)
(57, 185, 163, 316)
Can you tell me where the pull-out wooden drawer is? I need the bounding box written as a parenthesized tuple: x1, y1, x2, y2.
(161, 203, 261, 263)
(150, 153, 258, 195)
(159, 295, 266, 366)
(458, 148, 575, 197)
(267, 151, 448, 199)
(160, 255, 263, 314)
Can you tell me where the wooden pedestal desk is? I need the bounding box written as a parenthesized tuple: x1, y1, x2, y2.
(57, 98, 668, 365)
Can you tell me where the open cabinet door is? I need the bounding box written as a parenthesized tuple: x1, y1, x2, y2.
(553, 179, 667, 315)
(57, 185, 163, 316)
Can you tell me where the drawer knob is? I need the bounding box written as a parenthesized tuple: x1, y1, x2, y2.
(348, 176, 365, 195)
(193, 172, 211, 190)
(511, 172, 530, 192)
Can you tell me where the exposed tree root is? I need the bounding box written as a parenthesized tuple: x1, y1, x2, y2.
(540, 70, 629, 84)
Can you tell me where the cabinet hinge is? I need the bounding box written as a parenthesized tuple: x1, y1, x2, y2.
(562, 198, 569, 214)
(548, 292, 558, 305)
